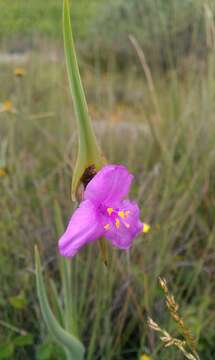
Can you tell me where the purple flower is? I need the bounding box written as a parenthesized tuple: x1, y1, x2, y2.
(58, 164, 149, 257)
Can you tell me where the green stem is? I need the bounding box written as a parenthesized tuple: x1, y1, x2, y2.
(54, 200, 77, 335)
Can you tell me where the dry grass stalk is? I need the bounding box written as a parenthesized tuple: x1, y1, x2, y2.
(147, 318, 197, 360)
(158, 277, 196, 350)
(147, 278, 201, 360)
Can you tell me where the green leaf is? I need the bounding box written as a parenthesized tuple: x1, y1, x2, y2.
(36, 343, 53, 360)
(36, 341, 66, 360)
(63, 0, 105, 199)
(49, 279, 64, 327)
(0, 343, 14, 360)
(34, 246, 85, 360)
(9, 291, 27, 310)
(13, 333, 34, 347)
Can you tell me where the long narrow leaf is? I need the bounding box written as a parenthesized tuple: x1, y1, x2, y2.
(53, 200, 77, 335)
(49, 279, 64, 327)
(63, 0, 105, 199)
(35, 246, 84, 360)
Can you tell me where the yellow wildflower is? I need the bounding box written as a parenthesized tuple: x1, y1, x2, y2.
(140, 355, 152, 360)
(14, 67, 26, 77)
(0, 168, 7, 177)
(0, 100, 16, 113)
(3, 100, 13, 111)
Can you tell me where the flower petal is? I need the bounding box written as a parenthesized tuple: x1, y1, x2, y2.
(58, 200, 104, 257)
(104, 200, 143, 250)
(84, 164, 133, 206)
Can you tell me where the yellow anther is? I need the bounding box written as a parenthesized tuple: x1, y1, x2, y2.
(143, 223, 150, 233)
(107, 207, 114, 215)
(104, 224, 110, 230)
(115, 218, 120, 229)
(118, 210, 125, 219)
(125, 210, 131, 217)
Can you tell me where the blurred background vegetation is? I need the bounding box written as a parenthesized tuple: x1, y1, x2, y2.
(0, 0, 215, 359)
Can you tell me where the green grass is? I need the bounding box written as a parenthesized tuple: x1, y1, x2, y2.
(0, 0, 103, 40)
(1, 0, 214, 72)
(0, 45, 215, 359)
(1, 0, 215, 359)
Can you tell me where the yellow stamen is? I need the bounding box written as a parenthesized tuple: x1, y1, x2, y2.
(115, 218, 120, 229)
(107, 207, 114, 215)
(104, 224, 110, 230)
(118, 210, 125, 219)
(143, 223, 150, 233)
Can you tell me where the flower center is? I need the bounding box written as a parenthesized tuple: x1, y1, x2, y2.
(103, 207, 131, 231)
